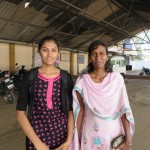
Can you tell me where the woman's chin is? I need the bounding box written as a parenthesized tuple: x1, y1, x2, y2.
(94, 65, 105, 70)
(43, 62, 55, 66)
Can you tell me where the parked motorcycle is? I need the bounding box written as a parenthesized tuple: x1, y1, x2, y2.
(0, 70, 9, 78)
(18, 65, 28, 79)
(0, 77, 16, 104)
(11, 64, 27, 90)
(10, 71, 22, 90)
(139, 67, 150, 76)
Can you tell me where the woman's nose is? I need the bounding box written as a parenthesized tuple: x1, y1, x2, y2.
(96, 54, 100, 59)
(48, 51, 52, 56)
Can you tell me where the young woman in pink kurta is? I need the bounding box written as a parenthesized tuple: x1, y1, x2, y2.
(71, 40, 134, 150)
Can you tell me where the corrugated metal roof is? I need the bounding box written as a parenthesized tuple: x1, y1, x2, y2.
(0, 0, 149, 50)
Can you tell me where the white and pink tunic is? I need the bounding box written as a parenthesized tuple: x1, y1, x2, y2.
(71, 72, 134, 150)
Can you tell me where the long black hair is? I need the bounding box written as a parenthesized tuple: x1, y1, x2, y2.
(81, 40, 112, 75)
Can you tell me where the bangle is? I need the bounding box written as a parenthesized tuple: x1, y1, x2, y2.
(125, 142, 132, 146)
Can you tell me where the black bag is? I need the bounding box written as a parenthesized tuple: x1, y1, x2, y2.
(111, 135, 125, 148)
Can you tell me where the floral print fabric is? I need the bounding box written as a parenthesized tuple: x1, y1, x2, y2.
(71, 72, 135, 150)
(27, 72, 67, 150)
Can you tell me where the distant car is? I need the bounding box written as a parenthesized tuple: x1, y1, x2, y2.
(110, 56, 126, 75)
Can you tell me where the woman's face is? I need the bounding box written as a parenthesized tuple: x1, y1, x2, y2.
(39, 40, 59, 66)
(89, 45, 108, 70)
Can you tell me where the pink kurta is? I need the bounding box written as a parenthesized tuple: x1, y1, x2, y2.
(71, 72, 134, 150)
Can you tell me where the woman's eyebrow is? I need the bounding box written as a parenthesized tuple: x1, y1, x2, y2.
(42, 46, 57, 49)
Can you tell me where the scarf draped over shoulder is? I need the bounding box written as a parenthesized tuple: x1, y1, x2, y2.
(73, 72, 134, 132)
(69, 72, 134, 150)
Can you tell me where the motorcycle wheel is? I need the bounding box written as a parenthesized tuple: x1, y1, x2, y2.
(3, 91, 16, 104)
(139, 72, 144, 76)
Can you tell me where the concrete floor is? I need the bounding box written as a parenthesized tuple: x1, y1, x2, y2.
(0, 73, 150, 150)
(0, 91, 25, 150)
(126, 70, 141, 75)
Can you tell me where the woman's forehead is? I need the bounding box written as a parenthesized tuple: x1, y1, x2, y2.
(92, 45, 106, 52)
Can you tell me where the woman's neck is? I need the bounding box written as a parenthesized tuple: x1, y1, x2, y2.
(39, 65, 60, 77)
(92, 69, 106, 77)
(90, 69, 107, 83)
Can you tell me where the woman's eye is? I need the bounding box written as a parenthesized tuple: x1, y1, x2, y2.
(42, 48, 48, 52)
(91, 53, 96, 56)
(52, 49, 57, 52)
(100, 52, 106, 55)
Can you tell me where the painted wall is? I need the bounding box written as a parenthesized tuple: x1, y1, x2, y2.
(0, 42, 33, 71)
(15, 44, 33, 70)
(67, 52, 88, 75)
(130, 60, 150, 70)
(59, 50, 71, 73)
(0, 43, 9, 71)
(73, 52, 77, 75)
(78, 53, 88, 73)
(0, 42, 88, 75)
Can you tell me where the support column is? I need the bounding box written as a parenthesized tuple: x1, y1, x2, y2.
(32, 42, 36, 68)
(77, 50, 79, 75)
(9, 43, 15, 72)
(70, 51, 75, 75)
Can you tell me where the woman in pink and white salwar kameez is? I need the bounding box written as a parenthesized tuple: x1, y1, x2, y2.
(72, 40, 134, 150)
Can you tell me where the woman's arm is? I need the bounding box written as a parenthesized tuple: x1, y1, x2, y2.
(56, 91, 85, 150)
(121, 113, 132, 144)
(65, 111, 74, 145)
(119, 113, 132, 150)
(76, 91, 85, 140)
(56, 111, 74, 150)
(16, 110, 49, 150)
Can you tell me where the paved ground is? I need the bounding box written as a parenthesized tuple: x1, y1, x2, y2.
(0, 72, 150, 150)
(126, 70, 141, 75)
(0, 91, 25, 150)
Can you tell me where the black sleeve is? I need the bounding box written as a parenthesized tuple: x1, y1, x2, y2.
(67, 73, 73, 111)
(16, 72, 29, 111)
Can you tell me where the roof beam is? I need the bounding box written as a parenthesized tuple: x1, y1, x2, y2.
(110, 0, 150, 42)
(30, 0, 78, 42)
(58, 0, 149, 43)
(0, 16, 75, 40)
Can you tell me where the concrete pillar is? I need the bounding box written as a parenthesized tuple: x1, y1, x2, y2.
(32, 42, 36, 68)
(70, 51, 75, 75)
(9, 43, 15, 72)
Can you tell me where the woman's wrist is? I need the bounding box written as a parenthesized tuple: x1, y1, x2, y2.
(125, 135, 132, 145)
(66, 135, 74, 145)
(64, 139, 72, 146)
(34, 140, 45, 149)
(125, 141, 132, 146)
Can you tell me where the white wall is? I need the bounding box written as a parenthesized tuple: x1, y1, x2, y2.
(0, 43, 9, 71)
(15, 44, 33, 70)
(130, 60, 150, 70)
(78, 53, 88, 73)
(0, 41, 88, 75)
(69, 52, 88, 75)
(59, 50, 71, 73)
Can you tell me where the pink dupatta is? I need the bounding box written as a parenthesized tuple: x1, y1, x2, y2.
(70, 72, 134, 150)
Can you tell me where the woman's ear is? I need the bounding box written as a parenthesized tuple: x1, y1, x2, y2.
(107, 56, 109, 61)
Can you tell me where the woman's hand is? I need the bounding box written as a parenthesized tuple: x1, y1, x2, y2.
(116, 142, 131, 150)
(55, 142, 70, 150)
(78, 142, 81, 150)
(35, 141, 50, 150)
